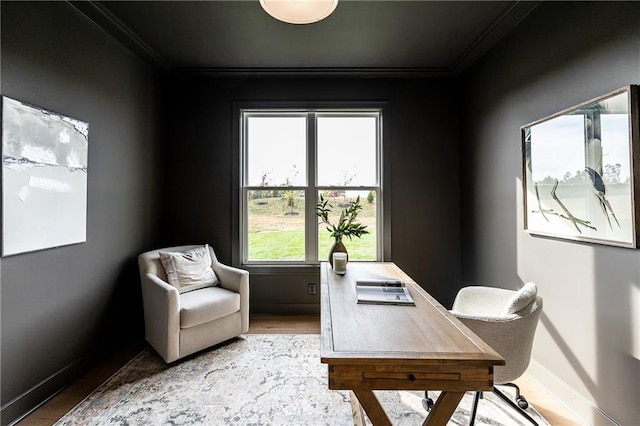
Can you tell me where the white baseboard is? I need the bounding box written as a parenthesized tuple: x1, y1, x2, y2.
(527, 359, 620, 426)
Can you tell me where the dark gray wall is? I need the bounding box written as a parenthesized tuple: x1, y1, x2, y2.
(1, 2, 160, 424)
(461, 2, 640, 424)
(162, 76, 462, 313)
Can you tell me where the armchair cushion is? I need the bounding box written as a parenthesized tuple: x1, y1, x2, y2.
(159, 244, 219, 293)
(501, 282, 537, 315)
(180, 287, 241, 329)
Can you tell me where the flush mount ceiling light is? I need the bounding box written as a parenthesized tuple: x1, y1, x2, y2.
(259, 0, 339, 24)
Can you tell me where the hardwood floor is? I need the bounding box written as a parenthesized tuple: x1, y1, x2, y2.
(17, 315, 583, 426)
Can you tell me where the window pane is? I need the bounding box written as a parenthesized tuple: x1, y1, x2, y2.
(317, 116, 377, 186)
(247, 190, 305, 261)
(247, 116, 306, 186)
(317, 190, 377, 261)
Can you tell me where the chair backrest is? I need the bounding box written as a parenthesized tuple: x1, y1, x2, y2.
(138, 245, 218, 283)
(454, 294, 543, 384)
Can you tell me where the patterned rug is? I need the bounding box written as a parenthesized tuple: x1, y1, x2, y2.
(56, 334, 549, 425)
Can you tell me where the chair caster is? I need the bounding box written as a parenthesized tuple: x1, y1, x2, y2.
(422, 397, 434, 411)
(517, 396, 529, 409)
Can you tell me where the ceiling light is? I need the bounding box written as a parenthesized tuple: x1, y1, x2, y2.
(259, 0, 339, 25)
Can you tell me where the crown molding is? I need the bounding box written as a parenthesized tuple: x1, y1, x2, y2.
(450, 0, 541, 74)
(67, 0, 170, 70)
(170, 67, 453, 78)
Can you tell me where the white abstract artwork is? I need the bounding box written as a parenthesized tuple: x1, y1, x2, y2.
(2, 97, 88, 256)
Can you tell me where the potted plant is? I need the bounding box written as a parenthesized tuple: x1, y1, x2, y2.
(316, 194, 369, 265)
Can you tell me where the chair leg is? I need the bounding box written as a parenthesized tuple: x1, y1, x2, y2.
(501, 382, 529, 408)
(493, 386, 539, 426)
(422, 391, 434, 411)
(468, 391, 481, 426)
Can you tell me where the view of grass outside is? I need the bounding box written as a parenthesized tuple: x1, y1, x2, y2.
(247, 190, 376, 261)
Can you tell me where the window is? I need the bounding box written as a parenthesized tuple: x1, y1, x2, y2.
(240, 108, 383, 264)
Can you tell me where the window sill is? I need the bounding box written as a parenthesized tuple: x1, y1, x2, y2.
(239, 263, 321, 276)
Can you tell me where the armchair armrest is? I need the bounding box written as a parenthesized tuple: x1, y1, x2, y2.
(213, 262, 250, 333)
(140, 272, 181, 362)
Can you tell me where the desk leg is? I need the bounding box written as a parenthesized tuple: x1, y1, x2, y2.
(349, 391, 366, 426)
(352, 389, 392, 426)
(422, 391, 465, 426)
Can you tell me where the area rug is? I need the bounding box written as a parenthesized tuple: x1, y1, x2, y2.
(55, 334, 548, 425)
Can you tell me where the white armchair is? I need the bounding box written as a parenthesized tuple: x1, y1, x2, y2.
(138, 245, 249, 363)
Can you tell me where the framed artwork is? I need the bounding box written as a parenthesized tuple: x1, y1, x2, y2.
(522, 86, 639, 248)
(2, 96, 88, 256)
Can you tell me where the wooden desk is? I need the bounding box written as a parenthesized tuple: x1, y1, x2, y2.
(320, 262, 504, 426)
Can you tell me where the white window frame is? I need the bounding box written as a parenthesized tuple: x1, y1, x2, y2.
(239, 107, 384, 265)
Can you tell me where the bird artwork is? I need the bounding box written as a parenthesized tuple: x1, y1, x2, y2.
(549, 179, 596, 234)
(524, 87, 635, 245)
(533, 182, 555, 222)
(531, 179, 596, 234)
(531, 167, 622, 235)
(585, 166, 620, 229)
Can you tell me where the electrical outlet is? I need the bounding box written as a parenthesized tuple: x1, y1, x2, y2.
(308, 283, 317, 295)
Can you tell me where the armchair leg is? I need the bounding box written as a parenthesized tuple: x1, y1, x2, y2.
(493, 386, 538, 426)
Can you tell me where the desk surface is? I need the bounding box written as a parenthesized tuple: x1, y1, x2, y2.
(320, 262, 504, 390)
(320, 262, 504, 367)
